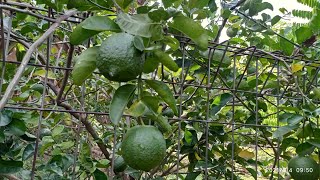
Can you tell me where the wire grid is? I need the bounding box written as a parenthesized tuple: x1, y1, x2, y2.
(0, 2, 319, 180)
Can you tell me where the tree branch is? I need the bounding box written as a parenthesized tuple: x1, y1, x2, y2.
(0, 9, 77, 110)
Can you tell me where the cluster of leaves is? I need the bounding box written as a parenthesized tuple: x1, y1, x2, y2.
(1, 0, 320, 179)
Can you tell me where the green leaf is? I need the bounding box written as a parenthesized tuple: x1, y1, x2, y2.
(110, 84, 136, 125)
(70, 16, 120, 45)
(169, 15, 209, 50)
(145, 80, 178, 116)
(116, 13, 162, 39)
(271, 15, 281, 26)
(295, 26, 313, 44)
(148, 8, 170, 22)
(60, 141, 75, 150)
(116, 0, 133, 9)
(143, 56, 159, 73)
(272, 125, 299, 139)
(163, 36, 180, 51)
(307, 138, 320, 148)
(185, 172, 201, 180)
(93, 169, 108, 180)
(22, 143, 35, 161)
(279, 37, 294, 56)
(279, 113, 304, 125)
(188, 0, 209, 9)
(310, 9, 320, 33)
(296, 142, 315, 156)
(146, 113, 172, 132)
(208, 0, 217, 12)
(0, 159, 23, 174)
(8, 119, 26, 136)
(67, 0, 112, 11)
(246, 168, 257, 179)
(127, 100, 147, 117)
(0, 112, 11, 126)
(72, 47, 98, 85)
(154, 50, 179, 72)
(52, 125, 64, 138)
(81, 16, 120, 31)
(141, 95, 159, 113)
(133, 36, 145, 51)
(162, 0, 179, 8)
(33, 69, 56, 79)
(210, 93, 232, 116)
(72, 46, 99, 86)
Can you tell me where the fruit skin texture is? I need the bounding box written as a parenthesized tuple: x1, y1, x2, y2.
(288, 156, 319, 180)
(96, 33, 144, 82)
(121, 125, 166, 171)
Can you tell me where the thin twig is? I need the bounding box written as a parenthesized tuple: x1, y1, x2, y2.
(56, 45, 74, 102)
(0, 4, 57, 22)
(0, 10, 77, 110)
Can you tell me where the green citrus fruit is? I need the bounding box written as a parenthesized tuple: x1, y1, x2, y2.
(113, 156, 127, 173)
(288, 156, 319, 180)
(96, 33, 144, 82)
(162, 108, 174, 118)
(31, 84, 44, 93)
(226, 27, 238, 37)
(121, 125, 166, 171)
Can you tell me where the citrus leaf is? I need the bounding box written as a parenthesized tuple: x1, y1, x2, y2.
(238, 150, 254, 160)
(146, 113, 172, 132)
(143, 56, 159, 73)
(93, 169, 108, 180)
(33, 69, 56, 79)
(0, 112, 11, 126)
(279, 37, 294, 56)
(116, 13, 162, 39)
(81, 16, 120, 31)
(145, 80, 178, 116)
(169, 15, 209, 50)
(162, 0, 180, 8)
(163, 36, 180, 51)
(116, 0, 134, 9)
(52, 125, 64, 138)
(67, 0, 112, 11)
(126, 100, 147, 117)
(22, 143, 35, 160)
(0, 159, 23, 174)
(7, 119, 26, 136)
(110, 84, 136, 125)
(141, 95, 159, 113)
(296, 142, 315, 156)
(272, 125, 299, 139)
(188, 0, 209, 9)
(307, 138, 320, 148)
(133, 36, 145, 51)
(154, 50, 179, 72)
(210, 93, 232, 116)
(70, 16, 120, 45)
(291, 63, 304, 73)
(72, 46, 98, 85)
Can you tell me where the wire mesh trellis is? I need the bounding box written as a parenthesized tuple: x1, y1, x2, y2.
(0, 1, 319, 180)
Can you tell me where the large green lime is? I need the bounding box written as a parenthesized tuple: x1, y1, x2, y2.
(288, 156, 319, 180)
(96, 33, 144, 82)
(121, 125, 166, 171)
